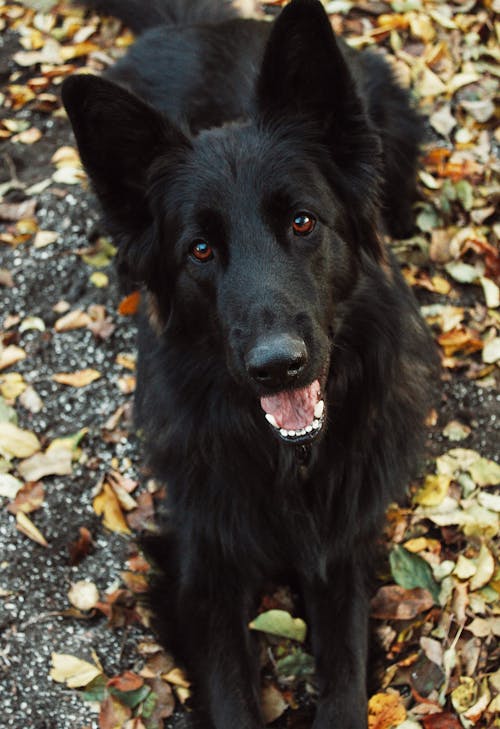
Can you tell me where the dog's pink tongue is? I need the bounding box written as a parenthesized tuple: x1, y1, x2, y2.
(260, 380, 321, 430)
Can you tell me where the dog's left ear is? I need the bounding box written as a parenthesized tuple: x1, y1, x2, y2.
(257, 0, 382, 244)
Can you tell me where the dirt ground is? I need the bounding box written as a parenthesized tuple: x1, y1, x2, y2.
(0, 2, 499, 729)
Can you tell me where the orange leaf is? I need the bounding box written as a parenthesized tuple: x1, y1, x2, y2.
(118, 291, 141, 316)
(93, 483, 131, 534)
(368, 693, 406, 729)
(437, 328, 483, 357)
(107, 671, 144, 692)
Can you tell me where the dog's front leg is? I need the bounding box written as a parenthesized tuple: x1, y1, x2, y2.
(176, 571, 265, 729)
(303, 563, 370, 729)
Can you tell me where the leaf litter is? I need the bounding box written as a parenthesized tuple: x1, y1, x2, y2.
(0, 1, 499, 728)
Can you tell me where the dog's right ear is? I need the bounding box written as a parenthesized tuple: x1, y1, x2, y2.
(62, 75, 190, 234)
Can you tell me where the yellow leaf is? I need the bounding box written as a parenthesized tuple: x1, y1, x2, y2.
(469, 543, 495, 591)
(52, 369, 101, 387)
(0, 422, 40, 458)
(414, 474, 451, 506)
(368, 692, 406, 729)
(451, 676, 477, 714)
(0, 372, 26, 401)
(16, 512, 48, 547)
(49, 653, 102, 688)
(89, 271, 109, 288)
(93, 482, 131, 534)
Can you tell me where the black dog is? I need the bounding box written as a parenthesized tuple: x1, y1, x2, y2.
(63, 1, 438, 726)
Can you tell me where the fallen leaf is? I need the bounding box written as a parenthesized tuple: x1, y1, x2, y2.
(118, 291, 141, 316)
(18, 441, 73, 481)
(371, 585, 434, 620)
(0, 473, 23, 499)
(414, 475, 451, 506)
(50, 653, 102, 689)
(249, 610, 307, 642)
(33, 230, 58, 248)
(93, 482, 131, 534)
(16, 512, 47, 546)
(0, 345, 27, 370)
(0, 423, 40, 458)
(390, 546, 440, 602)
(68, 526, 93, 565)
(7, 481, 44, 514)
(107, 671, 144, 692)
(54, 309, 91, 332)
(368, 692, 406, 729)
(469, 543, 494, 591)
(68, 580, 99, 611)
(261, 684, 288, 724)
(52, 369, 101, 387)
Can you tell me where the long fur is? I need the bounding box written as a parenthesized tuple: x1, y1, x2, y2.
(62, 1, 438, 727)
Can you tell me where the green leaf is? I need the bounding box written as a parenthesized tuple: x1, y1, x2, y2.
(275, 648, 315, 679)
(81, 675, 107, 703)
(249, 610, 307, 643)
(109, 684, 151, 708)
(455, 180, 474, 211)
(389, 546, 440, 603)
(140, 690, 158, 719)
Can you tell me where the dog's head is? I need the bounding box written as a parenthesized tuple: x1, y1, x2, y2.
(62, 0, 383, 445)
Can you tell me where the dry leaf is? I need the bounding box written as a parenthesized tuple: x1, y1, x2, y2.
(0, 423, 40, 458)
(50, 653, 102, 688)
(52, 369, 101, 387)
(0, 345, 27, 370)
(68, 580, 99, 611)
(368, 692, 406, 729)
(93, 482, 131, 534)
(54, 309, 91, 332)
(261, 684, 288, 724)
(371, 586, 434, 620)
(16, 512, 47, 547)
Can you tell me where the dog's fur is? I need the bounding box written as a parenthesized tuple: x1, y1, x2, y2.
(62, 1, 438, 727)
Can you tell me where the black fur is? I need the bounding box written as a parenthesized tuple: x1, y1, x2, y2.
(62, 2, 438, 727)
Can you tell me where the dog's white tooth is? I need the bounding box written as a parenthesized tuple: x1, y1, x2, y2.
(314, 400, 324, 419)
(288, 430, 296, 437)
(312, 419, 320, 429)
(265, 413, 278, 428)
(280, 429, 288, 437)
(305, 425, 312, 433)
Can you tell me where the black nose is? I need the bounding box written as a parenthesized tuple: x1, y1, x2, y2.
(246, 335, 308, 388)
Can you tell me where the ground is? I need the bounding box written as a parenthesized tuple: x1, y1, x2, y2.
(0, 2, 499, 729)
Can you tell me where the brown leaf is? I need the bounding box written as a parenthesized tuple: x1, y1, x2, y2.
(7, 481, 44, 514)
(144, 677, 175, 722)
(107, 671, 144, 692)
(68, 527, 94, 565)
(423, 714, 462, 729)
(261, 684, 288, 724)
(0, 199, 37, 222)
(371, 586, 434, 620)
(99, 695, 131, 729)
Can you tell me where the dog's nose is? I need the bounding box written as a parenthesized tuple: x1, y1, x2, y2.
(246, 335, 308, 388)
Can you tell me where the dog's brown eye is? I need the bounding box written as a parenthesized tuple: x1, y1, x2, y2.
(191, 240, 214, 262)
(292, 212, 316, 236)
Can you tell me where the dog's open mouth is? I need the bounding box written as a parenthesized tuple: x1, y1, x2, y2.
(260, 380, 325, 444)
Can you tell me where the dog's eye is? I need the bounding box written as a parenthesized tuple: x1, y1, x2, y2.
(190, 240, 214, 262)
(292, 212, 316, 236)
